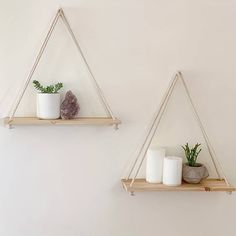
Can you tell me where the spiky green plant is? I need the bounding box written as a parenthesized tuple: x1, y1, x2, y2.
(182, 143, 202, 167)
(33, 80, 63, 93)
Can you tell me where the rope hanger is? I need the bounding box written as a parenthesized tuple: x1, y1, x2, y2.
(126, 71, 230, 187)
(9, 8, 116, 123)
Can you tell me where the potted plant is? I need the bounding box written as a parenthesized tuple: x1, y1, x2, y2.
(182, 143, 209, 184)
(33, 80, 63, 119)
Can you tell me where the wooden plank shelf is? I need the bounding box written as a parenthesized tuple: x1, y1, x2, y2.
(122, 178, 236, 193)
(4, 117, 121, 126)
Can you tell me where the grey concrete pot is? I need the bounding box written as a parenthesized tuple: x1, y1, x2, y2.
(182, 163, 209, 184)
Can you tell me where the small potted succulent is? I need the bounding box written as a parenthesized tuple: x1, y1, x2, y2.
(182, 143, 209, 184)
(33, 80, 63, 119)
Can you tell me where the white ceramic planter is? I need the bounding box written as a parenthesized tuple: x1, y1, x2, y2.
(37, 93, 60, 119)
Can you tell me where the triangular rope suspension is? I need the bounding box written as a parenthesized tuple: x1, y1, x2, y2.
(9, 8, 115, 122)
(127, 71, 230, 187)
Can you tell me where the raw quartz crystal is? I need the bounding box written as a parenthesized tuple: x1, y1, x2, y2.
(60, 90, 80, 119)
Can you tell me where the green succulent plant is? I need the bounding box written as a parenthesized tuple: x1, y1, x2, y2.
(33, 80, 63, 93)
(182, 143, 202, 167)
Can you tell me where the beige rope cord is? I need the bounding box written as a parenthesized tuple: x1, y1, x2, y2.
(126, 73, 178, 181)
(9, 10, 61, 121)
(9, 8, 116, 123)
(59, 10, 115, 120)
(127, 71, 230, 187)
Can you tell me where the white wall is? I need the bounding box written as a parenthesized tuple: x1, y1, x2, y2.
(1, 0, 236, 235)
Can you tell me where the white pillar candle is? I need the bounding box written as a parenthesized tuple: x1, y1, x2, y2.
(163, 156, 183, 186)
(146, 147, 165, 183)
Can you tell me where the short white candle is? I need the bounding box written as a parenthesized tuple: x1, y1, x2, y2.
(146, 147, 165, 183)
(163, 156, 183, 186)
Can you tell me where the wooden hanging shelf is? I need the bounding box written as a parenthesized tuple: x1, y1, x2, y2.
(122, 72, 235, 194)
(6, 8, 120, 129)
(4, 117, 121, 126)
(122, 178, 236, 192)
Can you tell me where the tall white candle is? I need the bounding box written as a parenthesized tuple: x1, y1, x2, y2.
(163, 156, 183, 186)
(146, 147, 165, 183)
